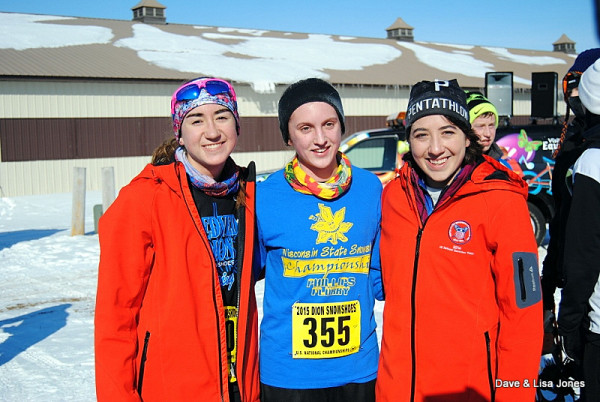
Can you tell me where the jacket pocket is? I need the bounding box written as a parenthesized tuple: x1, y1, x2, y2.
(137, 331, 151, 396)
(484, 331, 495, 402)
(512, 252, 541, 308)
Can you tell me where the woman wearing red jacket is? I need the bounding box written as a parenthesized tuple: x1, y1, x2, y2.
(94, 78, 260, 402)
(377, 79, 542, 401)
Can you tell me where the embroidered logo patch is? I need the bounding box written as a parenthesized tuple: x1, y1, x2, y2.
(448, 220, 471, 245)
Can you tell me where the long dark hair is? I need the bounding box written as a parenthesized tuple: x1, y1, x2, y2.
(403, 115, 483, 166)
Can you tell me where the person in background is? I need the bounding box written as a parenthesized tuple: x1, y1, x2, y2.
(542, 49, 600, 341)
(94, 77, 260, 402)
(558, 58, 600, 401)
(255, 78, 382, 402)
(465, 90, 503, 160)
(377, 79, 542, 401)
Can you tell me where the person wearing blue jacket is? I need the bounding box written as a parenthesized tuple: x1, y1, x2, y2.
(255, 78, 382, 402)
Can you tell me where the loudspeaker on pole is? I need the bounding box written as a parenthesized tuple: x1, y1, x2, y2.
(531, 72, 558, 119)
(485, 72, 513, 118)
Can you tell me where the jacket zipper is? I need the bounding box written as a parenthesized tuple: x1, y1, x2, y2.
(485, 331, 495, 402)
(233, 189, 246, 392)
(212, 250, 226, 402)
(410, 227, 424, 402)
(234, 163, 255, 396)
(177, 165, 226, 402)
(407, 177, 471, 401)
(137, 331, 150, 397)
(517, 257, 527, 301)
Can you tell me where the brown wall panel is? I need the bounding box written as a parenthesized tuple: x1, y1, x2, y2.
(236, 116, 282, 152)
(1, 115, 397, 162)
(0, 117, 173, 161)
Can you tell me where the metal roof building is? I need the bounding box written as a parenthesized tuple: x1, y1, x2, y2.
(0, 6, 578, 196)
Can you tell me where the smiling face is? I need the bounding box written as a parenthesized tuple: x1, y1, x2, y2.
(178, 103, 238, 179)
(409, 114, 470, 189)
(471, 113, 496, 152)
(287, 102, 342, 181)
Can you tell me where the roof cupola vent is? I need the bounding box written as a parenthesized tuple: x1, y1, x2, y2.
(131, 0, 167, 25)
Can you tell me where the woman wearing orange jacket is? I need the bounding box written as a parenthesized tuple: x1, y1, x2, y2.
(377, 79, 542, 401)
(94, 77, 260, 402)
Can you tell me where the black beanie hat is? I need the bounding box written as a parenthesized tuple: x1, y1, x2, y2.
(405, 79, 470, 133)
(278, 78, 345, 144)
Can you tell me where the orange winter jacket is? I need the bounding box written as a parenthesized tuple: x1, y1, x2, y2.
(94, 162, 260, 402)
(377, 156, 543, 402)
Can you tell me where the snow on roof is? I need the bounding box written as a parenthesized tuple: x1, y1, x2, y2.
(0, 11, 575, 93)
(0, 13, 113, 51)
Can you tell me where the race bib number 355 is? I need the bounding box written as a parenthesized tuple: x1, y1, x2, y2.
(292, 301, 360, 359)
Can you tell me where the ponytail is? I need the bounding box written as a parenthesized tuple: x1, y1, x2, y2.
(236, 178, 247, 209)
(553, 106, 571, 159)
(152, 138, 178, 165)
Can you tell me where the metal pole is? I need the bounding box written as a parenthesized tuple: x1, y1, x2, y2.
(71, 167, 86, 236)
(101, 167, 115, 212)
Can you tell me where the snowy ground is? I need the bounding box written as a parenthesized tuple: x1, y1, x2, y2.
(0, 192, 547, 401)
(0, 193, 101, 401)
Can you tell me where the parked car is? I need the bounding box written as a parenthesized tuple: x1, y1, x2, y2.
(339, 119, 562, 245)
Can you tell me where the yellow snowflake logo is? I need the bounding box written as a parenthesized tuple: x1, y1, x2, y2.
(309, 203, 353, 245)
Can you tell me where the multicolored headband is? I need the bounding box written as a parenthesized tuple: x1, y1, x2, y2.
(171, 77, 240, 138)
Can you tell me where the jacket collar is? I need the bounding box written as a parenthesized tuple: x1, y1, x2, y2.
(399, 155, 529, 221)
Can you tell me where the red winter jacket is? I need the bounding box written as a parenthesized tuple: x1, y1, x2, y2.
(377, 156, 543, 402)
(94, 162, 260, 402)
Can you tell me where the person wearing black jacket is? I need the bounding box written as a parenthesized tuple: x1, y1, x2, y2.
(558, 58, 600, 400)
(541, 49, 600, 343)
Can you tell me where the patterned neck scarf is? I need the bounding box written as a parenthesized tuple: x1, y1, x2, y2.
(175, 146, 240, 197)
(284, 152, 352, 200)
(410, 162, 475, 225)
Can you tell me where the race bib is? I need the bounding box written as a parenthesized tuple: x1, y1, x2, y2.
(292, 301, 361, 359)
(225, 306, 237, 382)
